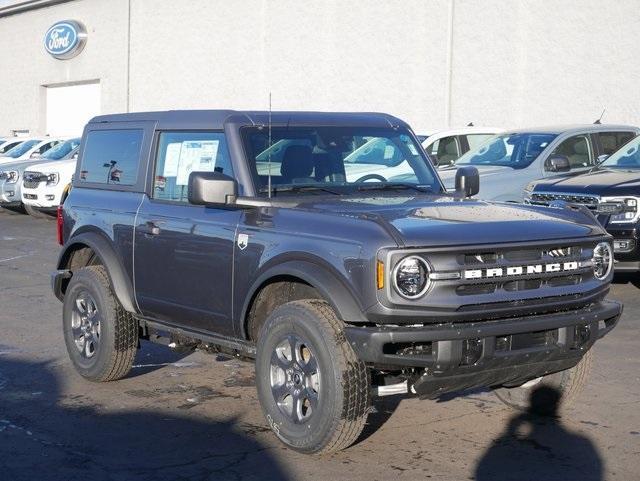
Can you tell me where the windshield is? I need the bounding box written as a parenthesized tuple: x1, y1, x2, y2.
(3, 140, 40, 158)
(40, 138, 81, 160)
(454, 133, 557, 169)
(600, 135, 640, 169)
(243, 126, 441, 195)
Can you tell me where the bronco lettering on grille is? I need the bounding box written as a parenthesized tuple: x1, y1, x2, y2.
(464, 261, 579, 280)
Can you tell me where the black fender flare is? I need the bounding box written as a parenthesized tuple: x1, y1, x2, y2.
(56, 231, 138, 314)
(239, 260, 367, 338)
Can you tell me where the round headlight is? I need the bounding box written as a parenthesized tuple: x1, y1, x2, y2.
(592, 242, 613, 280)
(393, 256, 430, 299)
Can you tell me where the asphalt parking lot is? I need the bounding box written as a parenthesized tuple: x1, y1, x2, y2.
(0, 208, 639, 481)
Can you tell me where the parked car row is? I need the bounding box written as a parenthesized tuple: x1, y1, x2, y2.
(3, 121, 640, 277)
(430, 123, 640, 273)
(0, 136, 79, 216)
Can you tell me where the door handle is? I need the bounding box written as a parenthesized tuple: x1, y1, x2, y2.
(142, 221, 161, 236)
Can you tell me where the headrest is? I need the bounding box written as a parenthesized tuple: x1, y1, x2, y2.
(573, 141, 588, 155)
(280, 145, 314, 180)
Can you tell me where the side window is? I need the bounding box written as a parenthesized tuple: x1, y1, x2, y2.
(79, 129, 143, 185)
(466, 134, 494, 151)
(433, 136, 460, 165)
(36, 140, 59, 154)
(597, 131, 635, 155)
(550, 135, 593, 169)
(153, 131, 232, 203)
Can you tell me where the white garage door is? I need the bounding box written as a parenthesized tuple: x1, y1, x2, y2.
(46, 81, 101, 137)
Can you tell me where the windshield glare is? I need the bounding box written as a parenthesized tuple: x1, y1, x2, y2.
(243, 126, 441, 195)
(455, 133, 557, 169)
(601, 136, 640, 169)
(41, 138, 81, 160)
(4, 140, 40, 158)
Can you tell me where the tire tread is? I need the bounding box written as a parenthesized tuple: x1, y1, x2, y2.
(77, 266, 137, 382)
(289, 299, 369, 455)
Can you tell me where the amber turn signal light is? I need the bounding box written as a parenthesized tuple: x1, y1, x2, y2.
(377, 260, 384, 289)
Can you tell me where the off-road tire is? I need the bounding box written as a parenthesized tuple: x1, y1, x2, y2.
(63, 265, 138, 382)
(255, 299, 370, 454)
(24, 204, 52, 219)
(494, 350, 593, 416)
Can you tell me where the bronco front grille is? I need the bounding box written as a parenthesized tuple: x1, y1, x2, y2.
(384, 238, 605, 320)
(454, 245, 589, 302)
(529, 192, 600, 210)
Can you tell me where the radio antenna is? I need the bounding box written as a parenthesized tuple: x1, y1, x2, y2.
(268, 92, 272, 198)
(594, 108, 606, 124)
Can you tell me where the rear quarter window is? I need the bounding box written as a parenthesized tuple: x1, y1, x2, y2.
(79, 129, 143, 185)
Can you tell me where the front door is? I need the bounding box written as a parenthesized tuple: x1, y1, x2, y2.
(543, 133, 595, 177)
(134, 130, 240, 336)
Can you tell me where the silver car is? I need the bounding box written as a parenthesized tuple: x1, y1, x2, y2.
(438, 124, 639, 202)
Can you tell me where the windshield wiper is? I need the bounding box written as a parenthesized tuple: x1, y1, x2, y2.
(260, 185, 342, 195)
(356, 183, 433, 193)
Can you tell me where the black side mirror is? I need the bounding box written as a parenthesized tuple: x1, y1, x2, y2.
(546, 155, 570, 172)
(455, 166, 480, 198)
(188, 171, 237, 206)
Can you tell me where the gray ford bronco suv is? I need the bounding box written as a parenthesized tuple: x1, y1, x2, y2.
(53, 110, 621, 454)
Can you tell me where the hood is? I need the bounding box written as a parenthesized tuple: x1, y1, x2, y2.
(0, 158, 49, 172)
(438, 165, 514, 189)
(292, 195, 604, 247)
(26, 158, 76, 174)
(532, 167, 640, 197)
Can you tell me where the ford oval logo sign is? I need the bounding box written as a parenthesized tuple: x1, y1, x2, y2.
(44, 20, 87, 60)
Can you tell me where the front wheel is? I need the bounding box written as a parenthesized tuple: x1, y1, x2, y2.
(494, 350, 593, 416)
(255, 300, 370, 454)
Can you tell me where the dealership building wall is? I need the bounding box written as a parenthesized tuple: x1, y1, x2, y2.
(1, 0, 639, 137)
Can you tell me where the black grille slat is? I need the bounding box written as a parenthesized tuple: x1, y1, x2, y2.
(454, 244, 589, 298)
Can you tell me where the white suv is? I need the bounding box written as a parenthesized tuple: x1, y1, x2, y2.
(21, 138, 80, 217)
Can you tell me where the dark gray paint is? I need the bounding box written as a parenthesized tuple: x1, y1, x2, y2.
(55, 110, 619, 371)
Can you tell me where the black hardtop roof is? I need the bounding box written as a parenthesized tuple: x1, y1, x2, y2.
(88, 110, 409, 130)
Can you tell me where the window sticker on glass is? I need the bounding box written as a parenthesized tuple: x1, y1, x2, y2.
(175, 140, 220, 185)
(163, 143, 182, 177)
(384, 145, 395, 159)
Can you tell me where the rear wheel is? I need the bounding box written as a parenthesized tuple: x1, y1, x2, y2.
(63, 265, 138, 382)
(255, 299, 370, 454)
(494, 350, 593, 416)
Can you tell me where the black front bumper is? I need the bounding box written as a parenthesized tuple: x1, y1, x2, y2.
(345, 300, 621, 397)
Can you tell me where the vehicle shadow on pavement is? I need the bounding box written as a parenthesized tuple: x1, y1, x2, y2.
(612, 273, 640, 289)
(357, 395, 404, 444)
(126, 341, 194, 377)
(0, 357, 290, 481)
(474, 386, 603, 481)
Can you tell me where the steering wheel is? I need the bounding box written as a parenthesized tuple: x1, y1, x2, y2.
(355, 173, 387, 183)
